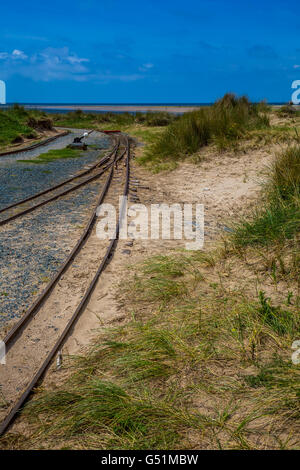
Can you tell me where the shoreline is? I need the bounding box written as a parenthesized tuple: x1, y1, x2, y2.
(23, 104, 201, 113)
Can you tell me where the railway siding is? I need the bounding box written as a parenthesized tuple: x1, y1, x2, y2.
(0, 132, 112, 332)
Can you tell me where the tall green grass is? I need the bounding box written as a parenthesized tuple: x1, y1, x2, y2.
(0, 113, 34, 146)
(233, 145, 300, 246)
(23, 377, 206, 449)
(51, 109, 175, 129)
(0, 104, 53, 147)
(140, 94, 269, 168)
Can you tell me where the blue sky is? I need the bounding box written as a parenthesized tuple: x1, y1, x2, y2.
(0, 0, 299, 103)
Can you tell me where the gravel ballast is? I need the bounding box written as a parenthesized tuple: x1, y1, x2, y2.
(0, 130, 111, 328)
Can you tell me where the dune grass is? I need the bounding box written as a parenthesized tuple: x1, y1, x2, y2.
(0, 104, 53, 148)
(0, 110, 35, 147)
(233, 145, 300, 247)
(138, 94, 270, 171)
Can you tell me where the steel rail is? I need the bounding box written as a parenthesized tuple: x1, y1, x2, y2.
(0, 137, 130, 436)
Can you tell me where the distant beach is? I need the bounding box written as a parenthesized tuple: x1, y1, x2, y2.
(2, 103, 205, 114)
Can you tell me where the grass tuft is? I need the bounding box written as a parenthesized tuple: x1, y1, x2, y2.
(140, 94, 270, 170)
(0, 105, 52, 148)
(257, 291, 297, 336)
(233, 145, 300, 246)
(18, 147, 83, 164)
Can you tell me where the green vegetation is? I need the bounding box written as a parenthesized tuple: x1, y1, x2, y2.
(0, 108, 36, 147)
(51, 109, 175, 130)
(0, 104, 53, 149)
(257, 291, 296, 336)
(139, 94, 270, 170)
(4, 245, 298, 450)
(18, 147, 83, 164)
(233, 145, 300, 246)
(124, 126, 164, 144)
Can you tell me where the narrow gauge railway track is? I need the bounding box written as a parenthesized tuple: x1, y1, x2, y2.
(0, 135, 130, 436)
(0, 134, 120, 226)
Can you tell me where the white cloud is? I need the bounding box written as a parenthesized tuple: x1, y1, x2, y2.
(0, 47, 91, 81)
(0, 46, 149, 84)
(293, 64, 300, 69)
(12, 49, 28, 59)
(0, 49, 28, 60)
